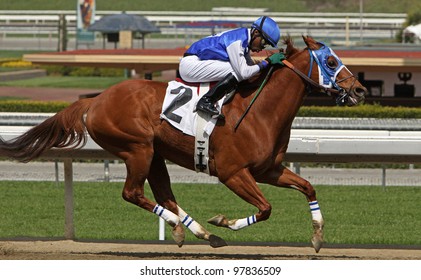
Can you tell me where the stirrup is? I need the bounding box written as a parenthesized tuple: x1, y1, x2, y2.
(196, 104, 224, 119)
(196, 100, 220, 116)
(196, 102, 224, 119)
(212, 113, 225, 120)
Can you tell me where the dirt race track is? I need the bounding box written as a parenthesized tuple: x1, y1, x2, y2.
(1, 240, 421, 260)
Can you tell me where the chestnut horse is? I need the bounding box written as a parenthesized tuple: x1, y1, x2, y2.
(0, 36, 366, 252)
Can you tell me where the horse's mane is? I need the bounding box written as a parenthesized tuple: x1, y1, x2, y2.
(283, 36, 301, 58)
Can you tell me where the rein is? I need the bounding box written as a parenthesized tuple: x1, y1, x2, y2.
(234, 66, 274, 131)
(282, 60, 341, 96)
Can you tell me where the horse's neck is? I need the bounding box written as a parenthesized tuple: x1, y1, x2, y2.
(250, 58, 310, 134)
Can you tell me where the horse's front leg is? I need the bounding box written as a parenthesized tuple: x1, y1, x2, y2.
(208, 168, 272, 230)
(255, 165, 324, 253)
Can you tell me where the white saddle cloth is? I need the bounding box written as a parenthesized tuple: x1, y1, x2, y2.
(160, 80, 223, 137)
(160, 80, 225, 174)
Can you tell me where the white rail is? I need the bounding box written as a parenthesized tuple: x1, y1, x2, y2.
(0, 10, 406, 40)
(1, 126, 420, 161)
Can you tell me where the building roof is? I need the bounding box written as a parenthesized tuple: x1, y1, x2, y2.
(88, 12, 160, 34)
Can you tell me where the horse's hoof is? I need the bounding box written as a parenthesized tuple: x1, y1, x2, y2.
(311, 235, 323, 253)
(172, 224, 185, 248)
(208, 214, 228, 227)
(209, 234, 228, 248)
(311, 220, 324, 253)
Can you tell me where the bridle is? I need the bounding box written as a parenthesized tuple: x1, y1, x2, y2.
(282, 48, 355, 106)
(235, 44, 357, 130)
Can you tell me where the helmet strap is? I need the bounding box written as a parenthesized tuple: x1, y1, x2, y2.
(248, 28, 259, 49)
(257, 16, 271, 45)
(259, 16, 267, 31)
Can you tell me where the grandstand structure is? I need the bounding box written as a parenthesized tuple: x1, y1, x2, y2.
(0, 10, 407, 45)
(3, 10, 421, 104)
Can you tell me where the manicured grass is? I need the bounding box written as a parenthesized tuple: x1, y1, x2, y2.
(0, 76, 127, 89)
(0, 0, 416, 13)
(0, 50, 43, 59)
(0, 96, 27, 101)
(0, 67, 33, 73)
(0, 182, 65, 237)
(0, 181, 420, 246)
(0, 1, 307, 12)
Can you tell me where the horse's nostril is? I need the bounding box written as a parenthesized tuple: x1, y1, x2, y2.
(354, 87, 367, 97)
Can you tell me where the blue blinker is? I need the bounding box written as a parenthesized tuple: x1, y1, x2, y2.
(310, 42, 345, 90)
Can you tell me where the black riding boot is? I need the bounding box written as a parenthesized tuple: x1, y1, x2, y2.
(196, 73, 238, 116)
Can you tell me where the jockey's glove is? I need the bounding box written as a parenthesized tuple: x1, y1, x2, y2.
(266, 52, 286, 66)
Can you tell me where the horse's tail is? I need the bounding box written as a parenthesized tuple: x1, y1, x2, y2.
(0, 98, 93, 162)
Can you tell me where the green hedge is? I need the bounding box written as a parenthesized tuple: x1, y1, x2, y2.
(0, 100, 70, 112)
(43, 66, 125, 77)
(297, 104, 421, 118)
(1, 101, 421, 118)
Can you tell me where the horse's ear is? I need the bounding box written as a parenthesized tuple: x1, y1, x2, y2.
(283, 35, 299, 58)
(302, 35, 320, 50)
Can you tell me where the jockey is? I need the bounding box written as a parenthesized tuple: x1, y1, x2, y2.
(179, 16, 285, 117)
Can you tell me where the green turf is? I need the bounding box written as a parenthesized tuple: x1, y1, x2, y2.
(0, 76, 126, 89)
(0, 50, 43, 59)
(0, 67, 33, 73)
(0, 181, 419, 246)
(0, 96, 27, 101)
(0, 0, 418, 13)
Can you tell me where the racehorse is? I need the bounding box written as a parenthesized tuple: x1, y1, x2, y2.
(0, 36, 366, 252)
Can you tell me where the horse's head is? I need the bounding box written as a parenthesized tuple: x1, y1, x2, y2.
(288, 36, 367, 106)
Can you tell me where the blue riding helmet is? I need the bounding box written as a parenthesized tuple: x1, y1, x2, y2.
(251, 16, 281, 47)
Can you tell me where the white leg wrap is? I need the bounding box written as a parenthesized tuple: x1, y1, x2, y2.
(177, 206, 206, 236)
(229, 215, 257, 231)
(153, 204, 179, 226)
(309, 201, 323, 222)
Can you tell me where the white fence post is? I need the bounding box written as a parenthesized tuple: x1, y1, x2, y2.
(63, 158, 75, 240)
(159, 218, 166, 240)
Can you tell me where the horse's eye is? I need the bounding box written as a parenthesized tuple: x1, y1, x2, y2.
(327, 57, 337, 69)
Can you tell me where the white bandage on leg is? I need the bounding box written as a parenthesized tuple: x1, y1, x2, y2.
(153, 204, 179, 226)
(177, 206, 207, 237)
(309, 201, 323, 222)
(228, 215, 257, 231)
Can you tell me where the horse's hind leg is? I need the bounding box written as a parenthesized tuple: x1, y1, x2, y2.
(146, 154, 186, 246)
(122, 151, 181, 242)
(256, 165, 324, 253)
(147, 154, 227, 248)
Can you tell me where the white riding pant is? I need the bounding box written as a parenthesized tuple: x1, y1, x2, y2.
(179, 55, 238, 83)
